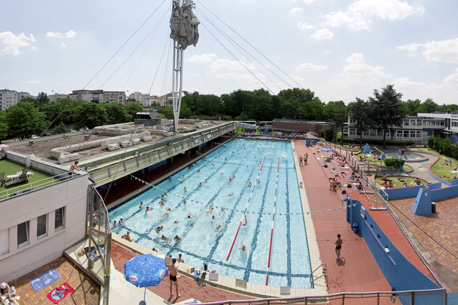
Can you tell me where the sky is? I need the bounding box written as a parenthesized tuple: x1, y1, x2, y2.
(1, 0, 458, 105)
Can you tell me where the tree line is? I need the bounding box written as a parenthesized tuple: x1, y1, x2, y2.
(0, 85, 457, 143)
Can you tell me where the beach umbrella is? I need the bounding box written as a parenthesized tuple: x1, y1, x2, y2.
(0, 144, 9, 149)
(321, 148, 333, 152)
(124, 254, 168, 304)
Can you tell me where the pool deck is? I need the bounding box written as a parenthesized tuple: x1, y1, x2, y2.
(293, 141, 440, 291)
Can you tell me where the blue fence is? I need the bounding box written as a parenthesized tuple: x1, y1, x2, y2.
(346, 199, 441, 305)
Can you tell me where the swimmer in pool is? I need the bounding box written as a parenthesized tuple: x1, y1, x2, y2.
(240, 240, 247, 256)
(139, 202, 143, 209)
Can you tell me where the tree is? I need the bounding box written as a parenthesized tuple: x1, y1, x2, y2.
(52, 122, 68, 135)
(0, 111, 8, 142)
(125, 102, 144, 120)
(101, 102, 131, 124)
(416, 98, 438, 114)
(324, 101, 347, 143)
(6, 101, 48, 139)
(74, 102, 108, 129)
(35, 92, 50, 108)
(369, 85, 406, 147)
(348, 98, 371, 148)
(403, 99, 421, 116)
(41, 98, 79, 126)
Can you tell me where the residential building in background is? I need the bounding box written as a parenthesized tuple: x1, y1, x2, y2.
(0, 89, 32, 110)
(70, 89, 126, 105)
(48, 93, 70, 102)
(128, 92, 151, 107)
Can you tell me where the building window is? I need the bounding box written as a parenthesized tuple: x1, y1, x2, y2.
(18, 222, 29, 247)
(37, 214, 47, 238)
(0, 229, 8, 255)
(55, 207, 65, 229)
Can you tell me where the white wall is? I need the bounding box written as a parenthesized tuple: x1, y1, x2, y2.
(0, 175, 88, 282)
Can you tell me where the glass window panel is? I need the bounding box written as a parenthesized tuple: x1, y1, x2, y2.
(55, 208, 65, 229)
(0, 230, 8, 255)
(18, 222, 29, 247)
(37, 214, 47, 238)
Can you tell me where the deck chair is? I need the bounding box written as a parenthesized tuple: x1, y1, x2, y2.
(197, 271, 207, 287)
(0, 172, 4, 187)
(5, 169, 29, 187)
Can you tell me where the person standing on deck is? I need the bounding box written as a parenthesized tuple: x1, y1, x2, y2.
(166, 258, 181, 298)
(335, 234, 343, 261)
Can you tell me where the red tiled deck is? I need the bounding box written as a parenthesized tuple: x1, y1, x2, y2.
(8, 256, 100, 305)
(294, 140, 392, 293)
(111, 242, 252, 303)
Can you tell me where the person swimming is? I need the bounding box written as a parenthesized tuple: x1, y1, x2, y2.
(139, 202, 143, 209)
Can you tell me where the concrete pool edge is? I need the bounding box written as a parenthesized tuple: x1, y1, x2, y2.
(291, 142, 327, 292)
(112, 233, 327, 298)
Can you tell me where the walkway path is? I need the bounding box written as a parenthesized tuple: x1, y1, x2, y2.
(298, 142, 439, 287)
(294, 140, 392, 293)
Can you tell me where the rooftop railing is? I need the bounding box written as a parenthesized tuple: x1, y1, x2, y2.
(0, 172, 75, 202)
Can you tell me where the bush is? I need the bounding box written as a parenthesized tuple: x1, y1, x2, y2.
(383, 158, 405, 168)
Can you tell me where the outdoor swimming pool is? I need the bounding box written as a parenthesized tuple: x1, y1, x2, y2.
(109, 138, 312, 289)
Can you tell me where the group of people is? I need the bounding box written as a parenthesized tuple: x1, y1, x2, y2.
(299, 153, 308, 166)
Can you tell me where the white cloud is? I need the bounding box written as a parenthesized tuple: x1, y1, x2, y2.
(289, 7, 303, 15)
(46, 30, 76, 39)
(398, 38, 458, 64)
(297, 22, 313, 31)
(189, 53, 217, 63)
(61, 42, 67, 48)
(295, 63, 328, 72)
(303, 0, 315, 4)
(0, 31, 36, 56)
(325, 0, 424, 30)
(24, 80, 41, 84)
(210, 58, 257, 72)
(328, 53, 392, 95)
(310, 28, 334, 40)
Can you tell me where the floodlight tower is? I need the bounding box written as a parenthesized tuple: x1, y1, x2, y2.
(170, 0, 199, 133)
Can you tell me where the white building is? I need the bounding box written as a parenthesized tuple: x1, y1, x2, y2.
(70, 90, 126, 105)
(0, 152, 89, 282)
(48, 93, 70, 102)
(128, 92, 151, 107)
(346, 114, 447, 145)
(0, 89, 32, 110)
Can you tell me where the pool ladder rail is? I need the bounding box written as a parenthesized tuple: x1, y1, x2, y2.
(310, 263, 328, 290)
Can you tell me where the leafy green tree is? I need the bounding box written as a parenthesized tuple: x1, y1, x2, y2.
(35, 92, 50, 108)
(416, 98, 438, 114)
(324, 101, 347, 143)
(437, 103, 458, 113)
(74, 102, 108, 129)
(52, 122, 68, 135)
(101, 102, 131, 124)
(0, 111, 8, 142)
(6, 101, 48, 139)
(348, 98, 371, 148)
(369, 85, 406, 147)
(125, 102, 144, 120)
(403, 99, 421, 116)
(41, 98, 79, 126)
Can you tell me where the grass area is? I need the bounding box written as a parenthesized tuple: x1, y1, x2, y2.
(375, 176, 422, 188)
(355, 152, 411, 172)
(0, 160, 52, 194)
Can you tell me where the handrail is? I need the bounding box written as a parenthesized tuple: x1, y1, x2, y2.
(0, 172, 75, 201)
(196, 288, 447, 305)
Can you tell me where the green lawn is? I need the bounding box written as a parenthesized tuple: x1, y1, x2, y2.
(0, 160, 52, 194)
(375, 176, 422, 188)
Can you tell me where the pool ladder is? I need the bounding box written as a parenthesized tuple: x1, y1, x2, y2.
(310, 263, 328, 290)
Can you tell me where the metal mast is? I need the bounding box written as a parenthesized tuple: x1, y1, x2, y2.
(170, 0, 199, 133)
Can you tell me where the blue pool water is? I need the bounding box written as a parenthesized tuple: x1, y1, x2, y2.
(109, 138, 312, 289)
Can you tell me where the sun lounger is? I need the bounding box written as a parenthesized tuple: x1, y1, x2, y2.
(5, 168, 29, 187)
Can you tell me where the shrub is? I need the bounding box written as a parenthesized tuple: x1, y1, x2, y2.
(384, 158, 405, 168)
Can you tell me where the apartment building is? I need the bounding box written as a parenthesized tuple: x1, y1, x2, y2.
(70, 90, 126, 105)
(0, 89, 32, 110)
